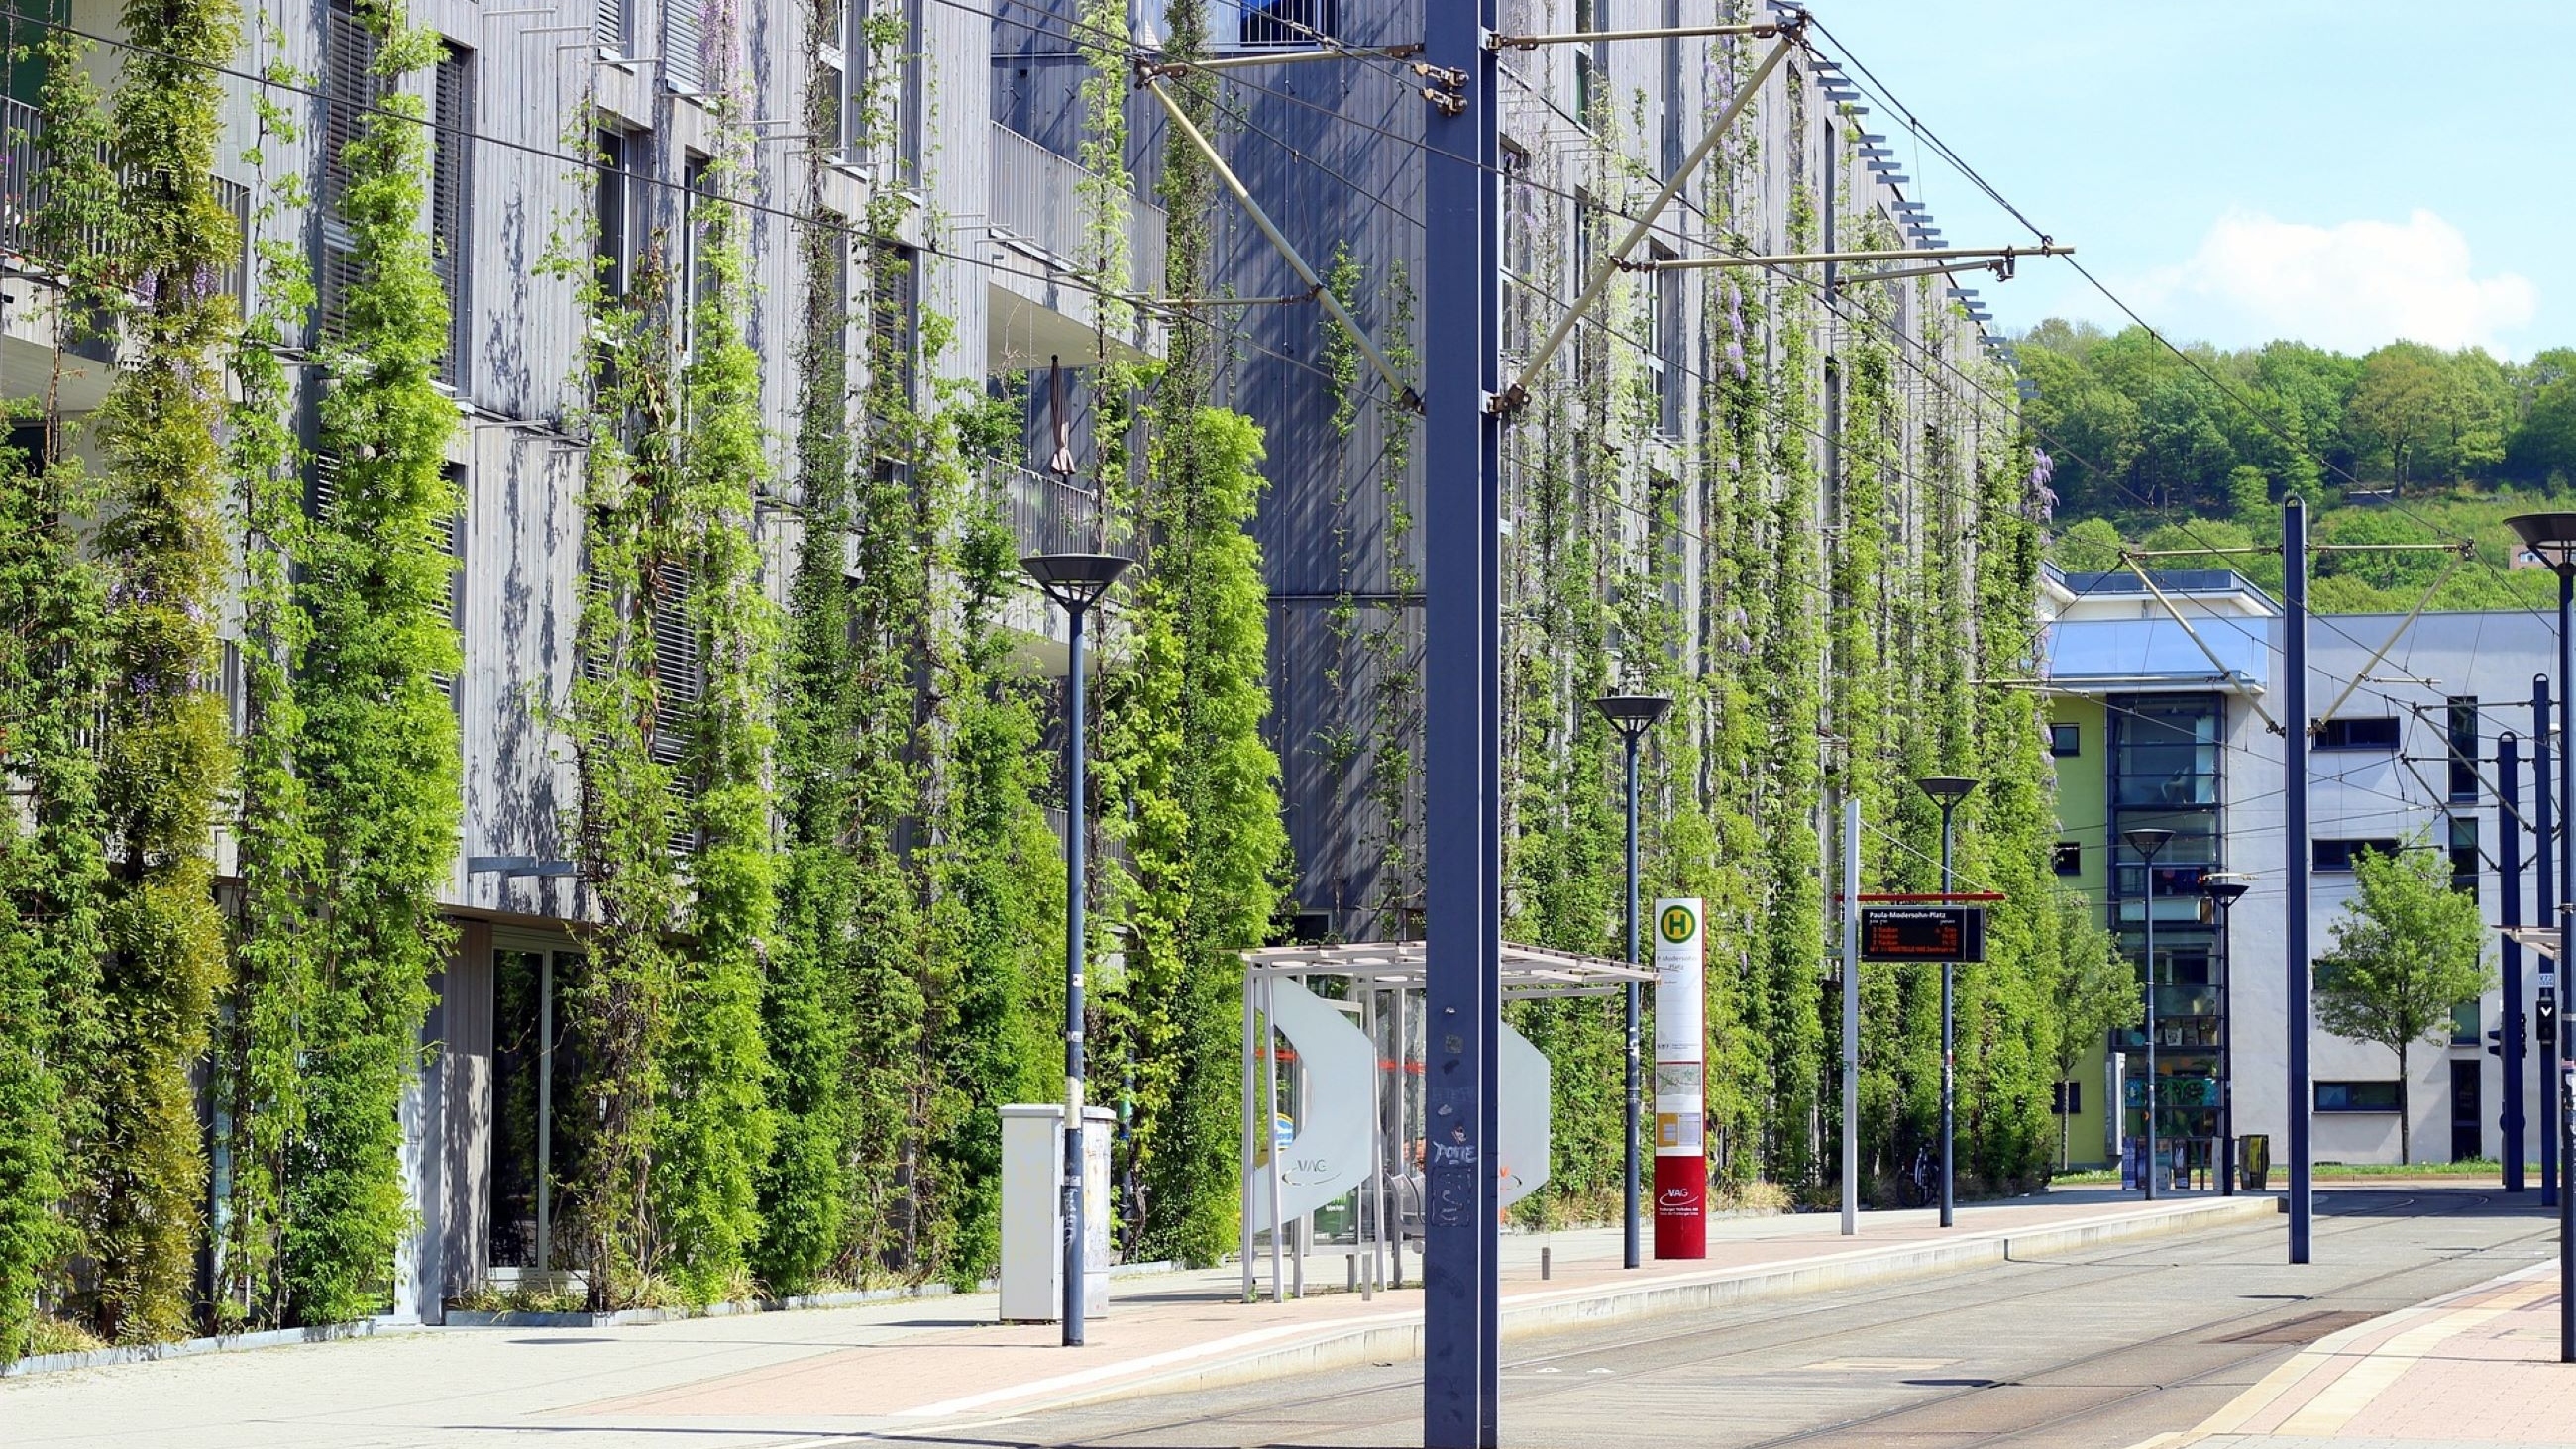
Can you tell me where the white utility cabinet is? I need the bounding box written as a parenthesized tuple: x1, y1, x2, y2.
(1000, 1103, 1113, 1323)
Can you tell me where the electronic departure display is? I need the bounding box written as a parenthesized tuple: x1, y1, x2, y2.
(1858, 906, 1987, 964)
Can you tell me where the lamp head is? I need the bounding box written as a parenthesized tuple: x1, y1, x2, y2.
(1593, 693, 1674, 743)
(2122, 827, 2175, 859)
(1020, 553, 1133, 613)
(1915, 775, 1979, 807)
(2198, 874, 2249, 907)
(2507, 514, 2576, 577)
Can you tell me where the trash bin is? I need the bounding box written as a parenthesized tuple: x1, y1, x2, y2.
(2239, 1133, 2271, 1191)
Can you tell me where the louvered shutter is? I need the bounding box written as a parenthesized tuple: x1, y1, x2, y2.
(594, 0, 627, 54)
(664, 0, 705, 93)
(431, 49, 472, 386)
(648, 560, 699, 856)
(319, 3, 376, 343)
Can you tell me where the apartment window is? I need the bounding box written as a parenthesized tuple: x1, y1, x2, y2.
(664, 0, 706, 93)
(896, 0, 922, 184)
(816, 0, 855, 164)
(595, 0, 631, 58)
(2314, 716, 2401, 751)
(2049, 722, 2081, 758)
(2314, 1080, 2402, 1113)
(870, 241, 917, 404)
(681, 155, 715, 347)
(2054, 842, 2082, 878)
(2449, 814, 2480, 898)
(432, 45, 474, 386)
(1653, 246, 1682, 436)
(316, 0, 380, 341)
(649, 558, 700, 856)
(596, 130, 635, 297)
(1215, 0, 1339, 49)
(2051, 1081, 2082, 1116)
(2111, 696, 2220, 808)
(433, 463, 467, 709)
(1500, 139, 1533, 361)
(1572, 0, 1602, 122)
(2452, 1001, 2480, 1046)
(2447, 696, 2479, 800)
(2312, 837, 2403, 873)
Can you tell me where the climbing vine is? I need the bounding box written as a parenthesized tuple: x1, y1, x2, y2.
(653, 0, 779, 1308)
(79, 0, 243, 1341)
(288, 0, 464, 1324)
(216, 24, 317, 1331)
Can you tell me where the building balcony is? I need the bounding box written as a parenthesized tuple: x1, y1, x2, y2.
(984, 120, 1164, 373)
(990, 460, 1106, 559)
(3, 94, 251, 408)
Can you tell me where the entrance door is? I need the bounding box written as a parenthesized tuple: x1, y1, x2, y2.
(2451, 1060, 2482, 1163)
(490, 947, 585, 1278)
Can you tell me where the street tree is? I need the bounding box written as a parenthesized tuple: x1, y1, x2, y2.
(2047, 894, 2134, 1169)
(2314, 841, 2493, 1163)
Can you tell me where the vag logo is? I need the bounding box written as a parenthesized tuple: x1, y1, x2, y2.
(1659, 903, 1697, 944)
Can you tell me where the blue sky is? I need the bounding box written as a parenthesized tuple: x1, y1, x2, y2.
(1806, 2, 2573, 360)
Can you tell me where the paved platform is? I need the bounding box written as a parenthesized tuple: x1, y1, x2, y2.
(0, 1190, 2274, 1447)
(2153, 1257, 2576, 1448)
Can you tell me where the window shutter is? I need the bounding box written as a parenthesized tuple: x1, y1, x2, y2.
(320, 2, 379, 228)
(431, 48, 473, 386)
(664, 0, 705, 93)
(594, 0, 627, 54)
(316, 242, 363, 343)
(648, 560, 699, 856)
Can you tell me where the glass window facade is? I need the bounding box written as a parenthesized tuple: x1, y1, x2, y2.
(2108, 694, 2228, 1166)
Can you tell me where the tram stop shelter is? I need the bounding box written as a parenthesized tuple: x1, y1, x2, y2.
(1236, 940, 1652, 1303)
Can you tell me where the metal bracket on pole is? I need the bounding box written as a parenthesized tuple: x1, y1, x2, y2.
(2308, 543, 2471, 735)
(1625, 243, 2073, 277)
(1144, 76, 1424, 413)
(1489, 21, 1784, 49)
(2118, 551, 2284, 735)
(1492, 25, 1802, 417)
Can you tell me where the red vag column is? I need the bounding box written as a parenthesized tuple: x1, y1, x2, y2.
(1653, 897, 1706, 1259)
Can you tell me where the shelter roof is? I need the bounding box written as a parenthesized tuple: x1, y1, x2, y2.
(1241, 941, 1653, 999)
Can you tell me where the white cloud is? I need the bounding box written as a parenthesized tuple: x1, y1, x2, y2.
(2129, 208, 2537, 356)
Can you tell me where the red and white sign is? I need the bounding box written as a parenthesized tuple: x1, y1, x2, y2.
(1653, 897, 1706, 1259)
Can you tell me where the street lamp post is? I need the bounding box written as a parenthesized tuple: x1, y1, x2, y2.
(2200, 874, 2249, 1197)
(1596, 694, 1672, 1272)
(2506, 513, 2576, 1363)
(1022, 551, 1132, 1348)
(2124, 828, 2174, 1201)
(1917, 776, 1978, 1229)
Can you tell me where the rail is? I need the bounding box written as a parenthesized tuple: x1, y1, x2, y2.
(988, 120, 1166, 296)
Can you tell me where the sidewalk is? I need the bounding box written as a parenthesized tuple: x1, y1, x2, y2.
(0, 1190, 2275, 1447)
(573, 1190, 2272, 1428)
(2152, 1258, 2576, 1448)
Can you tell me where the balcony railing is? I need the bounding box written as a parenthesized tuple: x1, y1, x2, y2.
(3, 94, 252, 312)
(988, 120, 1167, 297)
(992, 461, 1104, 559)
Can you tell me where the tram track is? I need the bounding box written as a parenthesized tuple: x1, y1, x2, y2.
(887, 1189, 2556, 1448)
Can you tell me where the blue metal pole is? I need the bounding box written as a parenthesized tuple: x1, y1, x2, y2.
(2284, 496, 2312, 1263)
(1062, 599, 1090, 1347)
(1939, 803, 1956, 1226)
(1623, 737, 1642, 1270)
(2558, 571, 2572, 1362)
(2503, 733, 2526, 1193)
(2540, 676, 2558, 1209)
(1422, 1, 1500, 1439)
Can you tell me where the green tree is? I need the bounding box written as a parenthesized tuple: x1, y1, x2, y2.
(2314, 842, 2493, 1163)
(2344, 344, 2448, 491)
(2045, 896, 2131, 1169)
(2049, 516, 2125, 572)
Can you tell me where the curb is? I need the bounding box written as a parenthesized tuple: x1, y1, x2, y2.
(0, 1319, 397, 1379)
(933, 1196, 2282, 1421)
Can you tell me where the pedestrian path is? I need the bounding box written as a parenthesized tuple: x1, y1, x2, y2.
(567, 1190, 2270, 1430)
(0, 1190, 2274, 1448)
(2149, 1257, 2576, 1448)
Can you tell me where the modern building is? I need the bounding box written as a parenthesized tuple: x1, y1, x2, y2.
(2047, 563, 2559, 1174)
(3, 0, 2018, 1329)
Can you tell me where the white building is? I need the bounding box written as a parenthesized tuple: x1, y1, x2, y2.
(2048, 565, 2556, 1174)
